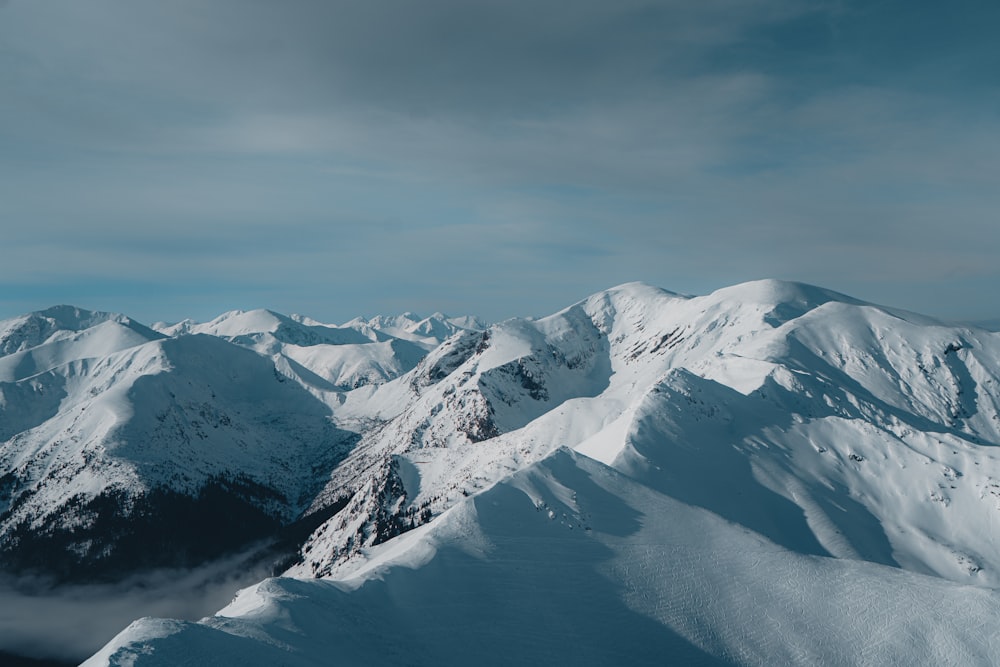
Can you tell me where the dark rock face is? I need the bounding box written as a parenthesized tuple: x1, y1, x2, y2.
(412, 329, 482, 389)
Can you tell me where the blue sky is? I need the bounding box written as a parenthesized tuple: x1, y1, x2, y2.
(1, 0, 998, 325)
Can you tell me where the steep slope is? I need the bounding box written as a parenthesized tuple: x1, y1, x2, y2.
(0, 320, 163, 384)
(0, 305, 160, 357)
(87, 449, 1000, 667)
(291, 293, 625, 573)
(0, 333, 353, 580)
(290, 280, 1000, 589)
(0, 302, 487, 588)
(0, 310, 167, 458)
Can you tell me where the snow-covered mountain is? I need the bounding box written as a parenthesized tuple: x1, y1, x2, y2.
(0, 333, 351, 580)
(153, 308, 456, 392)
(342, 311, 488, 349)
(0, 305, 161, 358)
(6, 282, 1000, 665)
(0, 306, 480, 584)
(286, 281, 1000, 589)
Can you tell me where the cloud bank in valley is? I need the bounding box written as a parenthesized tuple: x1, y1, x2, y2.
(0, 547, 276, 663)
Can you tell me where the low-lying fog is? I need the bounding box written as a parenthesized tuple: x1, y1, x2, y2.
(0, 545, 278, 665)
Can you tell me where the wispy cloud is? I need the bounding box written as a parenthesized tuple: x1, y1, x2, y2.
(0, 546, 275, 663)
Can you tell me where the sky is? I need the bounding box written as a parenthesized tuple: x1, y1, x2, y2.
(1, 0, 998, 325)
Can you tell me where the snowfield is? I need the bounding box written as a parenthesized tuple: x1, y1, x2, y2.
(88, 449, 1000, 666)
(3, 281, 1000, 665)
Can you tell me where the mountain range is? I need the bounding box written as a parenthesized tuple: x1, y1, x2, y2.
(3, 282, 1000, 665)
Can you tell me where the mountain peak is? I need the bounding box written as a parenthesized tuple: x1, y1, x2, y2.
(708, 279, 863, 309)
(0, 304, 159, 356)
(31, 304, 127, 328)
(602, 281, 685, 299)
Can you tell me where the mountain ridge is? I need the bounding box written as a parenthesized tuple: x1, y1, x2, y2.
(4, 280, 1000, 665)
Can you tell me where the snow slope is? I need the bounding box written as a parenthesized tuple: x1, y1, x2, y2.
(0, 301, 486, 586)
(0, 306, 160, 357)
(0, 331, 353, 579)
(156, 308, 475, 393)
(344, 311, 487, 349)
(87, 449, 1000, 667)
(287, 281, 1000, 589)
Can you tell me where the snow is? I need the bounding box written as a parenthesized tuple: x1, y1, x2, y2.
(0, 331, 353, 546)
(281, 338, 427, 390)
(5, 280, 1000, 664)
(0, 306, 130, 352)
(278, 279, 1000, 591)
(348, 311, 486, 349)
(86, 449, 1000, 666)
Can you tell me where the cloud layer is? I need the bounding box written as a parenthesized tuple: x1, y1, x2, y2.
(1, 0, 998, 323)
(0, 547, 275, 663)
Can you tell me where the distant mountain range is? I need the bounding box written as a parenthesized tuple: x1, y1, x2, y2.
(4, 283, 1000, 665)
(0, 306, 479, 583)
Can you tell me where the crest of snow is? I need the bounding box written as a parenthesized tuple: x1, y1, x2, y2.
(344, 311, 486, 349)
(0, 306, 159, 357)
(288, 280, 1000, 588)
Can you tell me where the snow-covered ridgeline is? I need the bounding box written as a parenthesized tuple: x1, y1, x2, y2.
(291, 281, 1000, 589)
(5, 282, 1000, 665)
(0, 305, 481, 580)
